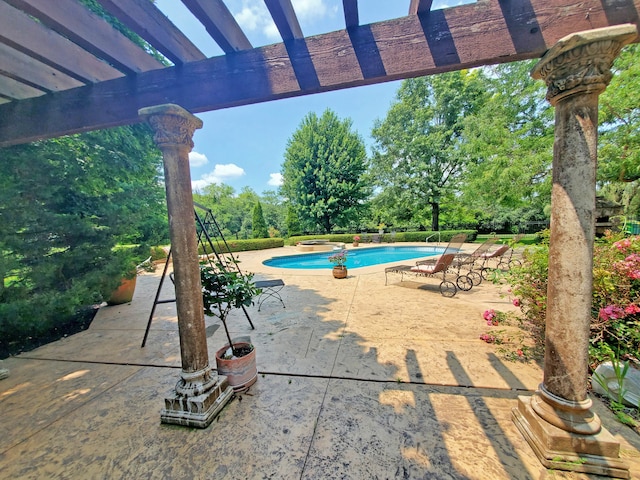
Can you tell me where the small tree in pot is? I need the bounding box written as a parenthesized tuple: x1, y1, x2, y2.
(200, 262, 261, 391)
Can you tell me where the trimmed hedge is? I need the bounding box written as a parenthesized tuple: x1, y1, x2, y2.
(288, 230, 477, 246)
(198, 237, 285, 255)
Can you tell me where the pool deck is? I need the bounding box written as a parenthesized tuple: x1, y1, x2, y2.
(1, 242, 639, 479)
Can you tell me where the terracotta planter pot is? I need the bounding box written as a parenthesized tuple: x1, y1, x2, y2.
(353, 242, 359, 247)
(215, 342, 257, 392)
(106, 276, 137, 305)
(332, 265, 347, 279)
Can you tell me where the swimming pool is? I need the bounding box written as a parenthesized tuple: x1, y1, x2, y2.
(263, 246, 445, 270)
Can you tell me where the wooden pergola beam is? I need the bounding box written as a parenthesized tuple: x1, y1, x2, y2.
(0, 0, 638, 147)
(265, 0, 304, 41)
(409, 0, 434, 16)
(343, 0, 359, 29)
(0, 1, 124, 83)
(181, 0, 252, 53)
(5, 0, 164, 75)
(98, 0, 206, 65)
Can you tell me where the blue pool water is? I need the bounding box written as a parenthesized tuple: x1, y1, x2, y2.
(263, 246, 445, 270)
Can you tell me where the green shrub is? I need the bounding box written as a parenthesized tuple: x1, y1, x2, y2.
(287, 230, 477, 246)
(199, 238, 284, 254)
(487, 231, 640, 366)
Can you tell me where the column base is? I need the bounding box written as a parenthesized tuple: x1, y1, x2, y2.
(161, 376, 234, 428)
(513, 395, 629, 479)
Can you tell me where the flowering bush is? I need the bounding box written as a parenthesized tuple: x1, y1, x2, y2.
(353, 235, 360, 242)
(491, 231, 640, 366)
(328, 249, 348, 267)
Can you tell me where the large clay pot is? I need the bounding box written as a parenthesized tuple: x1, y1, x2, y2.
(106, 276, 137, 305)
(215, 342, 257, 392)
(332, 265, 347, 279)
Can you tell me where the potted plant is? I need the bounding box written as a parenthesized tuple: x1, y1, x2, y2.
(353, 235, 360, 247)
(106, 247, 155, 305)
(200, 262, 261, 391)
(328, 249, 349, 279)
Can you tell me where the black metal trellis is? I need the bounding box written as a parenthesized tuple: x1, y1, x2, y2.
(141, 202, 254, 348)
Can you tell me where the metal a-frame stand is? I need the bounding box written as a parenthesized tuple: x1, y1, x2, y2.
(141, 202, 254, 347)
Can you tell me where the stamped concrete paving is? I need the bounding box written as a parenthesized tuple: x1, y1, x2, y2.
(1, 245, 639, 479)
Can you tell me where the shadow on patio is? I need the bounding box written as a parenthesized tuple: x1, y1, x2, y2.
(1, 251, 639, 479)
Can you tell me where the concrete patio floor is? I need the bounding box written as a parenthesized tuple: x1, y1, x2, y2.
(1, 244, 639, 479)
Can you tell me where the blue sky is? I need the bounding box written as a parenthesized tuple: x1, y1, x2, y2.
(154, 0, 468, 194)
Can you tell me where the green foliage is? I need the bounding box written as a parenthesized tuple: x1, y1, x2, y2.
(286, 230, 476, 246)
(281, 109, 370, 233)
(198, 238, 284, 255)
(286, 206, 302, 237)
(458, 61, 553, 231)
(0, 124, 167, 355)
(252, 201, 269, 238)
(599, 44, 640, 184)
(200, 263, 261, 356)
(491, 231, 640, 366)
(370, 71, 487, 231)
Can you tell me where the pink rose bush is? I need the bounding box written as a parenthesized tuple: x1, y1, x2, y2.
(480, 231, 640, 365)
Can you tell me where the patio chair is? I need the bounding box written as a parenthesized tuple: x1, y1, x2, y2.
(479, 234, 524, 278)
(447, 236, 499, 288)
(385, 252, 458, 297)
(415, 233, 473, 291)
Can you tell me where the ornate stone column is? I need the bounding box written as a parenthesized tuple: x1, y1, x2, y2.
(139, 104, 233, 428)
(512, 25, 636, 478)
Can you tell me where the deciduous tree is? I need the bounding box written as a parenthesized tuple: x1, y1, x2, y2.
(281, 110, 369, 233)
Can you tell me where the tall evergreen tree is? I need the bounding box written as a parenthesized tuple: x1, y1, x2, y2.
(0, 125, 167, 349)
(252, 201, 269, 238)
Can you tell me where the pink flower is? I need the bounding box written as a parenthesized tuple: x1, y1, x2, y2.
(516, 349, 524, 357)
(599, 304, 626, 321)
(624, 304, 640, 315)
(614, 238, 631, 252)
(479, 333, 496, 344)
(512, 298, 521, 307)
(483, 309, 495, 321)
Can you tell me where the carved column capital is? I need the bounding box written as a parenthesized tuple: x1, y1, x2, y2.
(138, 104, 203, 150)
(531, 25, 637, 105)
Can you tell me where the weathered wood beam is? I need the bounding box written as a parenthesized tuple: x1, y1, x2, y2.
(409, 0, 434, 16)
(265, 0, 304, 41)
(0, 1, 123, 83)
(97, 0, 206, 65)
(343, 0, 359, 29)
(1, 0, 639, 146)
(5, 0, 164, 75)
(0, 43, 84, 92)
(0, 75, 45, 100)
(181, 0, 252, 53)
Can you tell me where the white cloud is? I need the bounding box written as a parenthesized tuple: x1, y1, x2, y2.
(191, 163, 246, 191)
(268, 173, 283, 186)
(235, 5, 261, 31)
(232, 0, 330, 41)
(292, 0, 326, 20)
(189, 151, 208, 167)
(232, 2, 280, 40)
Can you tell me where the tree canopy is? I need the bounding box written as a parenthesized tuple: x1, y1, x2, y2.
(281, 109, 369, 233)
(1, 124, 167, 351)
(370, 71, 486, 231)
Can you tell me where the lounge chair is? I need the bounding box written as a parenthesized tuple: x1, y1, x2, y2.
(385, 252, 458, 297)
(414, 233, 480, 291)
(385, 233, 466, 297)
(447, 236, 498, 288)
(479, 234, 524, 278)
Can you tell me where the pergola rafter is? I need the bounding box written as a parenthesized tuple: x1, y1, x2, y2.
(0, 0, 638, 147)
